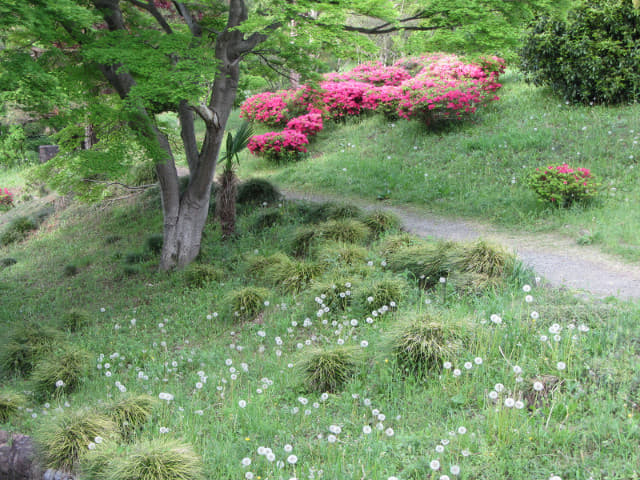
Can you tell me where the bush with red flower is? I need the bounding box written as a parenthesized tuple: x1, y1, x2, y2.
(239, 90, 296, 126)
(527, 163, 599, 207)
(247, 129, 309, 163)
(286, 113, 323, 137)
(0, 188, 13, 210)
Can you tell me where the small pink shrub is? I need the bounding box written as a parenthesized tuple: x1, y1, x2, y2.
(240, 90, 296, 126)
(0, 188, 13, 208)
(286, 113, 324, 136)
(248, 129, 309, 163)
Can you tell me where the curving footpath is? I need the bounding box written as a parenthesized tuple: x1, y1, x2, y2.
(283, 189, 640, 301)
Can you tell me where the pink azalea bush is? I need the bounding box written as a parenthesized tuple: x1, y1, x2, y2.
(247, 129, 309, 163)
(527, 163, 599, 207)
(241, 53, 505, 162)
(0, 188, 13, 209)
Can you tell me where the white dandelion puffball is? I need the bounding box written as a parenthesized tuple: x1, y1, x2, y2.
(557, 361, 567, 370)
(241, 457, 252, 467)
(430, 459, 441, 470)
(504, 398, 515, 408)
(363, 425, 372, 434)
(533, 381, 544, 391)
(287, 455, 298, 464)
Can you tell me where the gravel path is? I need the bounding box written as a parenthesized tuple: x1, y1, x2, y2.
(283, 189, 640, 301)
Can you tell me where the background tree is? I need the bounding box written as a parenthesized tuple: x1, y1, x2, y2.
(0, 0, 565, 270)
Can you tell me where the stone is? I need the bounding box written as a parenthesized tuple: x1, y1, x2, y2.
(0, 430, 75, 480)
(38, 145, 59, 164)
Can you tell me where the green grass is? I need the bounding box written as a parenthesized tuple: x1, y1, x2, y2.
(1, 187, 639, 480)
(238, 70, 640, 262)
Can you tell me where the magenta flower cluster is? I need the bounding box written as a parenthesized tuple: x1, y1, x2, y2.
(241, 54, 505, 162)
(247, 129, 310, 163)
(0, 187, 13, 207)
(528, 163, 598, 207)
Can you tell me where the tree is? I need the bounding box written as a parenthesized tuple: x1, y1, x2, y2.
(0, 0, 557, 270)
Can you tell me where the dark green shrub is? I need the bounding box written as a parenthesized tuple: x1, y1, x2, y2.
(388, 312, 469, 377)
(290, 226, 318, 258)
(0, 323, 61, 377)
(236, 178, 281, 205)
(363, 210, 401, 237)
(251, 209, 283, 231)
(0, 216, 37, 245)
(1, 257, 17, 268)
(319, 219, 370, 244)
(0, 391, 26, 422)
(520, 0, 640, 104)
(145, 234, 164, 254)
(31, 345, 90, 400)
(63, 264, 79, 277)
(183, 264, 223, 287)
(122, 265, 142, 277)
(297, 346, 361, 393)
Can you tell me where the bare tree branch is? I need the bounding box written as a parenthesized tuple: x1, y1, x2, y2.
(82, 178, 157, 190)
(127, 0, 173, 34)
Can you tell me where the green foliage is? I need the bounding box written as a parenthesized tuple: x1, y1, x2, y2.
(458, 240, 516, 278)
(388, 312, 469, 377)
(362, 210, 401, 237)
(309, 278, 354, 311)
(0, 322, 61, 377)
(236, 178, 281, 205)
(387, 241, 458, 288)
(0, 215, 37, 245)
(303, 201, 363, 224)
(31, 344, 90, 399)
(125, 251, 151, 265)
(264, 258, 325, 294)
(0, 257, 18, 268)
(527, 164, 599, 207)
(296, 346, 361, 393)
(319, 219, 370, 244)
(317, 242, 368, 268)
(361, 277, 407, 311)
(290, 226, 318, 258)
(94, 438, 203, 480)
(36, 408, 117, 472)
(0, 124, 27, 167)
(182, 264, 223, 288)
(0, 391, 26, 422)
(447, 271, 502, 296)
(228, 286, 270, 320)
(62, 308, 92, 332)
(520, 0, 640, 104)
(104, 394, 156, 440)
(127, 161, 157, 187)
(376, 233, 418, 258)
(64, 264, 79, 277)
(145, 234, 164, 255)
(244, 252, 290, 280)
(251, 209, 284, 231)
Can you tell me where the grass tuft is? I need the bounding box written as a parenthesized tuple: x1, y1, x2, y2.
(61, 308, 92, 332)
(145, 234, 164, 255)
(265, 258, 325, 294)
(387, 241, 458, 288)
(297, 345, 362, 393)
(376, 233, 418, 258)
(236, 178, 281, 205)
(360, 277, 407, 311)
(319, 219, 370, 244)
(0, 216, 38, 245)
(458, 240, 515, 278)
(362, 210, 401, 237)
(316, 241, 368, 267)
(31, 345, 90, 400)
(0, 323, 61, 377)
(290, 226, 318, 258)
(227, 286, 270, 320)
(183, 263, 223, 288)
(0, 390, 27, 422)
(104, 394, 156, 440)
(388, 312, 469, 377)
(303, 201, 363, 224)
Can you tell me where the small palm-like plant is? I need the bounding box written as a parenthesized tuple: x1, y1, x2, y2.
(388, 312, 469, 377)
(0, 391, 26, 422)
(36, 408, 117, 471)
(297, 346, 362, 393)
(102, 438, 203, 480)
(215, 122, 253, 238)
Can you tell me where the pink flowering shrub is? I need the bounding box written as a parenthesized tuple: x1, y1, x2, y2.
(318, 81, 371, 118)
(247, 129, 309, 163)
(0, 188, 13, 209)
(527, 163, 599, 207)
(240, 90, 296, 126)
(324, 62, 411, 86)
(286, 113, 323, 137)
(361, 85, 404, 118)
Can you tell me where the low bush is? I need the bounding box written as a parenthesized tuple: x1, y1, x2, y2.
(247, 130, 309, 163)
(0, 216, 38, 245)
(297, 346, 362, 393)
(145, 234, 164, 254)
(64, 264, 79, 277)
(236, 178, 281, 205)
(1, 257, 18, 268)
(527, 163, 599, 207)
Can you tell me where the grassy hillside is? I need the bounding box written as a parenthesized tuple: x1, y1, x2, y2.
(1, 182, 640, 479)
(239, 70, 640, 261)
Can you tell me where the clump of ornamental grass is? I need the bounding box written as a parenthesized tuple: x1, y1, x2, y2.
(36, 408, 117, 472)
(297, 346, 362, 393)
(265, 258, 325, 294)
(236, 178, 281, 206)
(457, 240, 515, 278)
(290, 226, 319, 258)
(447, 271, 502, 296)
(376, 233, 418, 258)
(145, 234, 163, 255)
(362, 210, 401, 237)
(0, 391, 27, 422)
(308, 278, 354, 312)
(387, 241, 459, 288)
(360, 277, 407, 311)
(0, 215, 38, 246)
(388, 311, 469, 377)
(104, 394, 156, 440)
(183, 263, 223, 288)
(0, 322, 61, 377)
(124, 251, 151, 265)
(244, 252, 290, 279)
(61, 308, 92, 332)
(316, 241, 368, 267)
(31, 345, 90, 400)
(303, 201, 363, 223)
(251, 209, 284, 232)
(105, 235, 121, 245)
(319, 219, 370, 244)
(227, 286, 270, 320)
(96, 438, 203, 480)
(63, 264, 79, 277)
